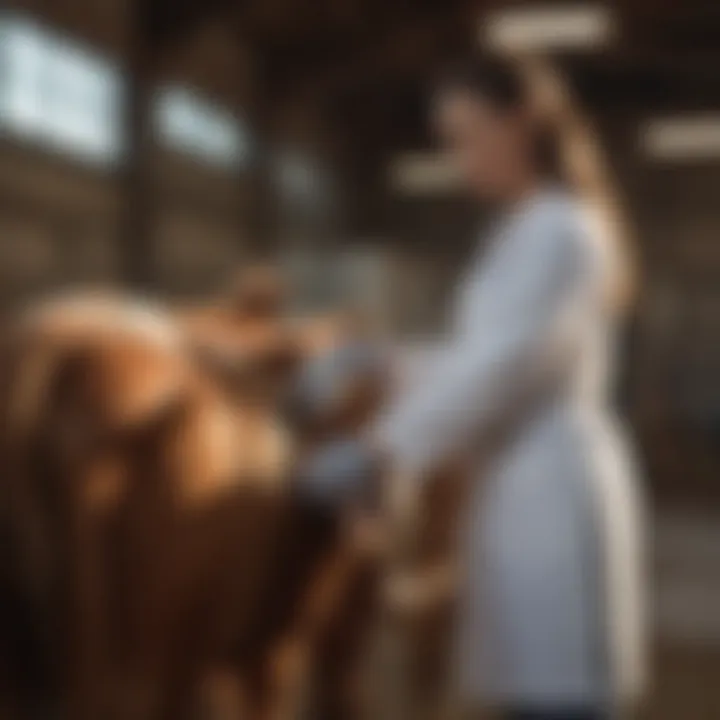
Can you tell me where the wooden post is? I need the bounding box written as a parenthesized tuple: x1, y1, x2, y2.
(119, 0, 157, 290)
(236, 26, 277, 262)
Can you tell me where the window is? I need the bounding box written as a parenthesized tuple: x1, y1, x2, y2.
(154, 86, 249, 168)
(0, 13, 122, 164)
(0, 13, 248, 169)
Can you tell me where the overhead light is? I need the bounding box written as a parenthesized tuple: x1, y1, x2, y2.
(482, 4, 616, 52)
(388, 153, 461, 195)
(642, 116, 720, 160)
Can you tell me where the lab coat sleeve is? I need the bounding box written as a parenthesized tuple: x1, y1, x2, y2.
(377, 208, 588, 475)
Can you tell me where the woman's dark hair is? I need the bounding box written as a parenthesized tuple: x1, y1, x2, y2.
(435, 52, 635, 312)
(437, 54, 526, 107)
(436, 53, 571, 183)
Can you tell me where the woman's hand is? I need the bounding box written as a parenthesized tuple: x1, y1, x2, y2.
(296, 439, 383, 507)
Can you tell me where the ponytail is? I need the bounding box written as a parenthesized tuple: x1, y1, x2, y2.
(437, 52, 636, 315)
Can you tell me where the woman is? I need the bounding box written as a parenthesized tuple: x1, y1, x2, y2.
(301, 53, 647, 720)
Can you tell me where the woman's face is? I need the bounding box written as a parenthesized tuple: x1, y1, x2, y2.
(434, 88, 530, 202)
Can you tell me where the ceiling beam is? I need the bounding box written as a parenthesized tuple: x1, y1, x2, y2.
(143, 0, 237, 49)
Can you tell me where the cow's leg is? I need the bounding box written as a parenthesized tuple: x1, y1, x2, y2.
(243, 660, 282, 720)
(310, 555, 380, 720)
(241, 636, 313, 720)
(195, 667, 246, 720)
(65, 453, 126, 720)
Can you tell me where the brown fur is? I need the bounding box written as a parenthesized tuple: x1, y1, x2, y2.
(0, 295, 377, 720)
(0, 290, 468, 720)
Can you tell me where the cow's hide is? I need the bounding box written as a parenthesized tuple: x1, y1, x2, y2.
(0, 293, 381, 720)
(0, 292, 468, 720)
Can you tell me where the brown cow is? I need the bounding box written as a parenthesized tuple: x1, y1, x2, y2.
(0, 280, 467, 720)
(0, 291, 382, 720)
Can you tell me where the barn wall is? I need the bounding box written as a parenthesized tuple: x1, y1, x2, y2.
(627, 161, 720, 507)
(0, 137, 247, 303)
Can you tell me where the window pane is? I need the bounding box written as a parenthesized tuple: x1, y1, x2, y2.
(42, 37, 122, 162)
(0, 12, 122, 165)
(0, 16, 45, 137)
(155, 85, 249, 168)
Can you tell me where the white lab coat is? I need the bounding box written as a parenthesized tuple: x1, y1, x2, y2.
(378, 188, 647, 708)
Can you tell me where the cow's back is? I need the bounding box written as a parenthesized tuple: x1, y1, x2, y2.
(0, 294, 305, 719)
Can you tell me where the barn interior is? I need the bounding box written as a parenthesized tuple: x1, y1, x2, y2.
(0, 0, 719, 718)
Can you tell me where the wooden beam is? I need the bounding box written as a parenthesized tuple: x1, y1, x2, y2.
(118, 0, 158, 289)
(146, 0, 236, 49)
(242, 0, 472, 108)
(235, 29, 278, 259)
(568, 53, 720, 113)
